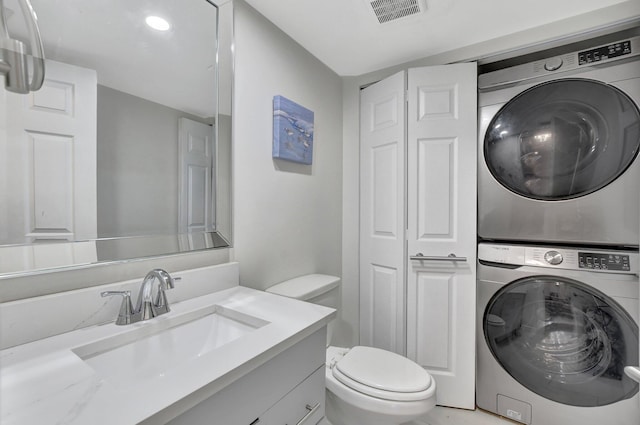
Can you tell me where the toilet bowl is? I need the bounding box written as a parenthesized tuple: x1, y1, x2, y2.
(325, 346, 436, 425)
(266, 275, 437, 425)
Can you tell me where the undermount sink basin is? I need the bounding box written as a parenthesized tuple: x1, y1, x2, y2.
(72, 305, 269, 388)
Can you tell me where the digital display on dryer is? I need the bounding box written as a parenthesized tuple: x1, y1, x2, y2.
(578, 252, 630, 271)
(578, 41, 631, 65)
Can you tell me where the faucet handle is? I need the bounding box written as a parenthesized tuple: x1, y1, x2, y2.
(101, 291, 135, 325)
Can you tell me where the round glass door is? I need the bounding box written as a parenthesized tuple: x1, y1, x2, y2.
(484, 276, 639, 406)
(484, 79, 640, 200)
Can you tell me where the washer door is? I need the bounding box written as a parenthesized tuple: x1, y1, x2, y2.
(484, 276, 639, 407)
(484, 78, 640, 200)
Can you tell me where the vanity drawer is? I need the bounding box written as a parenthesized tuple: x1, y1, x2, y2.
(258, 365, 325, 425)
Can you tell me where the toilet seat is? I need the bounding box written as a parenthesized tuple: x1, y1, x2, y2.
(330, 346, 433, 402)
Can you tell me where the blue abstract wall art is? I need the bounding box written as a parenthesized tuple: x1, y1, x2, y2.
(273, 95, 314, 164)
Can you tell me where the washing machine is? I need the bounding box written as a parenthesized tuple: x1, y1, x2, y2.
(477, 242, 639, 424)
(478, 35, 640, 247)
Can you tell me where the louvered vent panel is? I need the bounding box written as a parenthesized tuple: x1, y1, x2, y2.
(369, 0, 425, 24)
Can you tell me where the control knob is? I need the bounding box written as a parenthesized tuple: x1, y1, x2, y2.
(544, 250, 563, 265)
(544, 57, 563, 71)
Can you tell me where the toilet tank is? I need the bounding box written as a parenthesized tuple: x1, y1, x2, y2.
(266, 274, 341, 344)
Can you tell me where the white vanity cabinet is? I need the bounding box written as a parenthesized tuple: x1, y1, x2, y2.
(165, 327, 327, 425)
(257, 366, 324, 425)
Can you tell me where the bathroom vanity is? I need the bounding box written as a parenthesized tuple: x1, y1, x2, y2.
(168, 327, 327, 425)
(0, 263, 335, 424)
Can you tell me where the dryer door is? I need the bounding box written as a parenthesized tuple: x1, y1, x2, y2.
(484, 275, 639, 406)
(484, 78, 640, 200)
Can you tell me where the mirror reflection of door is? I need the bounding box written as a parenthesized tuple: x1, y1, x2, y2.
(0, 60, 98, 272)
(2, 59, 97, 244)
(178, 117, 215, 235)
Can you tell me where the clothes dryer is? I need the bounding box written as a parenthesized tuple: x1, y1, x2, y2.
(477, 243, 639, 424)
(478, 36, 640, 247)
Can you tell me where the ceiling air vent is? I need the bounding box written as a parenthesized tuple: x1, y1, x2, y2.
(366, 0, 427, 24)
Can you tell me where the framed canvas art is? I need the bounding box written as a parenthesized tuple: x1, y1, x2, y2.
(273, 95, 314, 164)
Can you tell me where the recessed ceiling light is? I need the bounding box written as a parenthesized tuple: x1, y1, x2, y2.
(145, 16, 171, 31)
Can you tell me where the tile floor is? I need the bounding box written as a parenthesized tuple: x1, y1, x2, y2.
(322, 406, 515, 425)
(412, 406, 515, 425)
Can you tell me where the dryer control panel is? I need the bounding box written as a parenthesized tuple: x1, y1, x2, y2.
(479, 35, 640, 90)
(578, 252, 630, 271)
(578, 40, 632, 65)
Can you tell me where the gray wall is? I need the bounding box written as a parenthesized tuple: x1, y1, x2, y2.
(96, 85, 210, 238)
(232, 1, 346, 342)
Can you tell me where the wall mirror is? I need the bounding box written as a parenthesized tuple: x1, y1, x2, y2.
(0, 0, 233, 276)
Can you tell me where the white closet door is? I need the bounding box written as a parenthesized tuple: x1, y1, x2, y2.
(2, 59, 97, 243)
(359, 71, 406, 355)
(406, 63, 477, 409)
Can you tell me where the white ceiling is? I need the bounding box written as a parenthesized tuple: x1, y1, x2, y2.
(245, 0, 634, 76)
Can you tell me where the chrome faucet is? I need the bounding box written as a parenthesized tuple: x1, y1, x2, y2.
(102, 268, 179, 325)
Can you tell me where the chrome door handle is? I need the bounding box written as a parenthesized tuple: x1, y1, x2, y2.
(296, 403, 321, 425)
(410, 253, 467, 262)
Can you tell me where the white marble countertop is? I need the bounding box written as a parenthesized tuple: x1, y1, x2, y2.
(0, 286, 335, 424)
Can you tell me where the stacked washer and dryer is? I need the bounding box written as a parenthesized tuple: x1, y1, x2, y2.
(476, 34, 640, 424)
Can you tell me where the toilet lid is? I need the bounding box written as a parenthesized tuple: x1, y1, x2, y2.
(333, 346, 433, 401)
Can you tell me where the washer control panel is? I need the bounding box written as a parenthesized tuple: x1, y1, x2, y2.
(478, 243, 638, 275)
(578, 252, 630, 271)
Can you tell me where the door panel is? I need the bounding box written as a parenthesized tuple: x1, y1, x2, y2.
(407, 63, 477, 409)
(408, 270, 452, 369)
(31, 133, 73, 233)
(372, 143, 399, 237)
(416, 137, 455, 238)
(360, 71, 406, 355)
(365, 264, 401, 351)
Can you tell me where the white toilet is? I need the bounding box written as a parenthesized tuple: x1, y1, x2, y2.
(266, 274, 436, 425)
